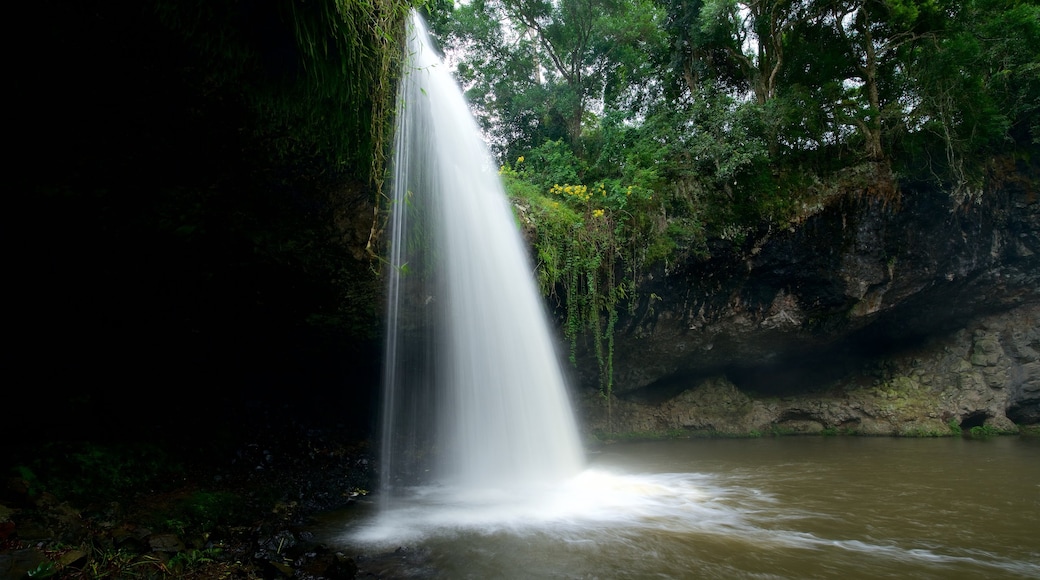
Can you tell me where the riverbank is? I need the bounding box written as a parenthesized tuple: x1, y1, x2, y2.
(585, 422, 1040, 444)
(0, 409, 378, 579)
(578, 303, 1040, 439)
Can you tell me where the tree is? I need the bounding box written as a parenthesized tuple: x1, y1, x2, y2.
(662, 0, 817, 159)
(905, 0, 1039, 194)
(436, 0, 664, 162)
(806, 0, 946, 161)
(697, 0, 803, 105)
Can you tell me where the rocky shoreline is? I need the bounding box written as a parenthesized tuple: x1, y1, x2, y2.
(581, 303, 1040, 438)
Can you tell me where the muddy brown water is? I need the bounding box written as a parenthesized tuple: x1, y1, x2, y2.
(313, 436, 1040, 579)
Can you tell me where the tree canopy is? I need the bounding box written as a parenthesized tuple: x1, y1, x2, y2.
(431, 0, 1037, 188)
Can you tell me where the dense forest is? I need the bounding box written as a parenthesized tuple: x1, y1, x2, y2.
(422, 0, 1039, 396)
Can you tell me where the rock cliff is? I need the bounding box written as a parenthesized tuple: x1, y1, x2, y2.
(575, 163, 1040, 436)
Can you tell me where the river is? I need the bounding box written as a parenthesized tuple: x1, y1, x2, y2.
(315, 436, 1040, 579)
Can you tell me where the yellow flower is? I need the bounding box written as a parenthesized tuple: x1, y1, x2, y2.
(592, 209, 605, 218)
(517, 156, 525, 164)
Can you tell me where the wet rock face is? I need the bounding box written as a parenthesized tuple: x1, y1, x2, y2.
(582, 304, 1039, 437)
(1005, 322, 1040, 424)
(576, 175, 1040, 434)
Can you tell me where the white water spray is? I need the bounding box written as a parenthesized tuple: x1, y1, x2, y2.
(380, 11, 584, 499)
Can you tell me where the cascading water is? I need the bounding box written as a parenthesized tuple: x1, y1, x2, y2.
(337, 16, 1040, 577)
(380, 10, 584, 500)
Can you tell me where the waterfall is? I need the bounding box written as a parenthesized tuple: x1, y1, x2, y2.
(380, 11, 585, 499)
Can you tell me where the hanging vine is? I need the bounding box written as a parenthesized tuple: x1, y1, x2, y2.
(501, 158, 657, 431)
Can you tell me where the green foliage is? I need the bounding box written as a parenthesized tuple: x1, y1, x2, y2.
(900, 0, 1040, 196)
(764, 424, 800, 436)
(436, 0, 666, 160)
(969, 425, 999, 438)
(948, 419, 963, 435)
(518, 140, 585, 190)
(27, 562, 57, 579)
(501, 138, 663, 421)
(12, 465, 43, 498)
(168, 547, 223, 574)
(17, 443, 182, 505)
(437, 0, 1038, 211)
(1020, 425, 1040, 437)
(163, 491, 247, 534)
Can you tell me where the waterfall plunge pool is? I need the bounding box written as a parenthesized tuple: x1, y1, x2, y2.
(312, 436, 1040, 579)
